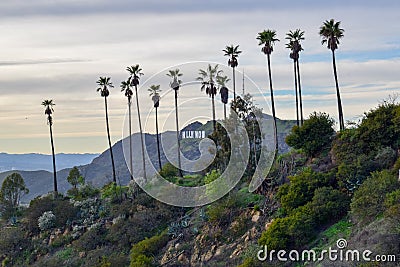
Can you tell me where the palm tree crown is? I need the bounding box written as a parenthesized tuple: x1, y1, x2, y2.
(42, 100, 55, 124)
(148, 84, 161, 108)
(217, 75, 230, 105)
(120, 80, 133, 101)
(167, 69, 183, 91)
(96, 77, 114, 97)
(223, 45, 242, 68)
(126, 64, 144, 86)
(257, 30, 279, 55)
(319, 19, 344, 51)
(196, 64, 223, 97)
(285, 29, 304, 60)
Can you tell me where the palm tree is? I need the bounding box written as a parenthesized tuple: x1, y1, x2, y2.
(217, 75, 230, 120)
(120, 80, 134, 180)
(126, 65, 147, 180)
(319, 19, 345, 131)
(167, 69, 183, 177)
(286, 29, 305, 126)
(42, 99, 58, 196)
(197, 64, 223, 131)
(257, 29, 279, 154)
(96, 77, 117, 183)
(223, 45, 242, 100)
(148, 84, 162, 171)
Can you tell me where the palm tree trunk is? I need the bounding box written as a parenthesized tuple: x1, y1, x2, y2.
(155, 107, 162, 171)
(134, 85, 147, 181)
(211, 93, 216, 132)
(128, 99, 133, 180)
(174, 90, 183, 177)
(104, 97, 117, 183)
(267, 54, 279, 155)
(232, 66, 236, 100)
(223, 103, 226, 120)
(331, 50, 345, 131)
(296, 59, 304, 125)
(49, 120, 57, 196)
(292, 60, 299, 126)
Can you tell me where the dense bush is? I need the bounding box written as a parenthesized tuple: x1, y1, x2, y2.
(351, 170, 400, 225)
(276, 168, 334, 213)
(25, 195, 78, 234)
(159, 163, 179, 178)
(73, 225, 107, 251)
(129, 231, 169, 267)
(286, 112, 335, 157)
(259, 187, 349, 250)
(0, 227, 31, 264)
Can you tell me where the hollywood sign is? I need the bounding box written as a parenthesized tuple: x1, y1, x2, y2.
(181, 130, 206, 139)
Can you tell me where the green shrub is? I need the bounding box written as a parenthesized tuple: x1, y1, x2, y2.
(351, 170, 400, 225)
(260, 187, 349, 250)
(101, 182, 127, 203)
(129, 231, 168, 267)
(276, 168, 333, 213)
(159, 163, 178, 178)
(285, 112, 335, 157)
(73, 225, 107, 251)
(0, 227, 31, 263)
(25, 195, 78, 234)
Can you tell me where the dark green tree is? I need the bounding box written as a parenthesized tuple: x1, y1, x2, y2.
(286, 112, 335, 157)
(0, 173, 29, 216)
(96, 76, 117, 183)
(67, 166, 85, 189)
(319, 19, 345, 131)
(42, 99, 58, 195)
(257, 29, 279, 155)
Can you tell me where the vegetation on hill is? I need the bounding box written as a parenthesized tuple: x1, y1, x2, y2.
(0, 99, 399, 266)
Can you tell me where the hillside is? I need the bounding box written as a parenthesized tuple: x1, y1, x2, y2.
(0, 102, 399, 266)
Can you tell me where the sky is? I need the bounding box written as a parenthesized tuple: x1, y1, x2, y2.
(0, 0, 399, 154)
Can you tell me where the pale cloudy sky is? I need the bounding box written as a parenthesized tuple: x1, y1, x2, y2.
(0, 0, 399, 154)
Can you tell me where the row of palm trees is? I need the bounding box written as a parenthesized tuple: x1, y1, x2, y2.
(42, 19, 345, 193)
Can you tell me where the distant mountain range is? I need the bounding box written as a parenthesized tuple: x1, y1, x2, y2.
(0, 153, 99, 173)
(0, 118, 296, 203)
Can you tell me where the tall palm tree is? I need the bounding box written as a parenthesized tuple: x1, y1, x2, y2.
(120, 80, 134, 180)
(197, 64, 223, 131)
(286, 29, 305, 126)
(217, 75, 230, 120)
(257, 29, 279, 154)
(126, 65, 147, 180)
(167, 69, 183, 177)
(223, 45, 242, 100)
(148, 84, 162, 171)
(42, 99, 58, 196)
(96, 77, 117, 183)
(319, 19, 345, 131)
